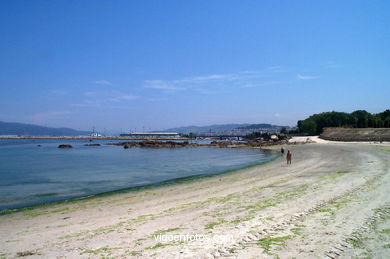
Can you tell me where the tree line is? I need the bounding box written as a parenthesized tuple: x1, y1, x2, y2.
(296, 109, 390, 135)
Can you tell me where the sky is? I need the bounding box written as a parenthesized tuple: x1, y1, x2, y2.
(0, 0, 389, 132)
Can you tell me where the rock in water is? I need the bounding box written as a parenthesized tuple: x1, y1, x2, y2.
(58, 144, 72, 148)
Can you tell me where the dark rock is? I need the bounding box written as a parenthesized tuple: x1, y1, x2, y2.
(58, 144, 72, 148)
(84, 144, 101, 146)
(17, 250, 38, 257)
(109, 137, 289, 149)
(115, 140, 192, 148)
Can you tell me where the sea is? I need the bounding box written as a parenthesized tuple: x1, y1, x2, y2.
(0, 139, 276, 211)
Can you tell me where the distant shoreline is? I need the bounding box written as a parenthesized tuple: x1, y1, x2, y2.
(0, 136, 188, 140)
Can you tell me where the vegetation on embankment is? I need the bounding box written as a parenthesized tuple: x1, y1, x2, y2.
(295, 110, 390, 135)
(320, 128, 390, 142)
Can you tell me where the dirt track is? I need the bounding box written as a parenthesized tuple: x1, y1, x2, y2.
(0, 143, 389, 258)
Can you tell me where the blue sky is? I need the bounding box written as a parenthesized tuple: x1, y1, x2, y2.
(0, 0, 389, 132)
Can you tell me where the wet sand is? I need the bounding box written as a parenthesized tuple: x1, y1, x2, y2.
(0, 141, 389, 258)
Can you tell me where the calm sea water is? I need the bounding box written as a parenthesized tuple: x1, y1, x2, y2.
(0, 139, 275, 210)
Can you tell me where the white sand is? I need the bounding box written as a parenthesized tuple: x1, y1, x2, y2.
(0, 142, 389, 258)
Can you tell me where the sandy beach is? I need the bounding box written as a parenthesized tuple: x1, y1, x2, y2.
(1, 140, 389, 258)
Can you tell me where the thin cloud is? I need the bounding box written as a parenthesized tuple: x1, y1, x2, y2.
(120, 94, 139, 100)
(175, 74, 232, 83)
(72, 92, 139, 107)
(148, 98, 168, 102)
(109, 94, 139, 102)
(323, 61, 343, 69)
(49, 89, 67, 95)
(240, 80, 290, 88)
(70, 100, 100, 108)
(194, 88, 224, 95)
(144, 70, 276, 92)
(144, 80, 183, 90)
(84, 91, 96, 97)
(267, 66, 286, 73)
(297, 74, 320, 80)
(95, 80, 112, 86)
(239, 70, 260, 74)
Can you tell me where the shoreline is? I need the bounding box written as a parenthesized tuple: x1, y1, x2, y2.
(0, 153, 280, 215)
(1, 142, 389, 258)
(0, 136, 189, 140)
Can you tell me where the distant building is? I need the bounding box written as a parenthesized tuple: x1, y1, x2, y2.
(120, 132, 180, 138)
(90, 132, 102, 137)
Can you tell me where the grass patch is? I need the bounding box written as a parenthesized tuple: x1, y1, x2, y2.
(378, 147, 390, 152)
(146, 243, 170, 250)
(152, 227, 182, 236)
(80, 246, 109, 255)
(128, 250, 142, 256)
(321, 170, 351, 180)
(346, 232, 364, 248)
(380, 228, 390, 235)
(333, 198, 352, 210)
(383, 243, 390, 248)
(26, 207, 70, 218)
(348, 237, 364, 248)
(319, 197, 353, 222)
(228, 248, 236, 253)
(257, 235, 292, 255)
(132, 214, 155, 223)
(246, 184, 308, 213)
(134, 237, 147, 245)
(163, 192, 240, 214)
(60, 214, 151, 240)
(229, 215, 255, 225)
(146, 241, 184, 250)
(290, 225, 305, 237)
(163, 172, 294, 218)
(205, 219, 227, 230)
(246, 199, 276, 211)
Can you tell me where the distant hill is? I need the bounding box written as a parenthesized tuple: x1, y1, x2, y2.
(158, 124, 251, 134)
(0, 121, 90, 136)
(158, 123, 288, 134)
(237, 123, 285, 130)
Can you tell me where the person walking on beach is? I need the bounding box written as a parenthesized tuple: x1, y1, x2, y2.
(281, 147, 285, 155)
(286, 150, 292, 165)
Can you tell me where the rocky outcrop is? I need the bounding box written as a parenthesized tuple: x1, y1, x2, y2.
(58, 144, 72, 148)
(111, 138, 289, 149)
(210, 141, 233, 147)
(84, 144, 101, 146)
(117, 141, 196, 149)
